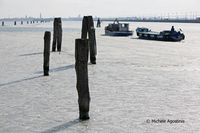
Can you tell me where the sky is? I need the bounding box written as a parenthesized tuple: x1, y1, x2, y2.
(0, 0, 200, 18)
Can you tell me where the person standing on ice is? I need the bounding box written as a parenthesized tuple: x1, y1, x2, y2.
(96, 18, 101, 27)
(171, 26, 175, 32)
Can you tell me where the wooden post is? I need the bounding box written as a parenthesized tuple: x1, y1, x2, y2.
(52, 17, 62, 52)
(14, 21, 16, 26)
(43, 31, 51, 76)
(57, 18, 62, 52)
(88, 16, 97, 64)
(75, 39, 90, 120)
(81, 16, 97, 64)
(81, 16, 88, 39)
(89, 27, 97, 64)
(52, 18, 57, 51)
(27, 21, 29, 24)
(21, 21, 23, 25)
(2, 21, 4, 26)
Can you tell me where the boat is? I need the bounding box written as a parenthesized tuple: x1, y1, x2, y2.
(136, 27, 185, 42)
(105, 19, 133, 36)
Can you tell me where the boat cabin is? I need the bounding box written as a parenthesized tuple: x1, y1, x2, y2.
(105, 19, 133, 36)
(106, 23, 129, 32)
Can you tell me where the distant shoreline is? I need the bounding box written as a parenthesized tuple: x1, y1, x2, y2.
(1, 17, 200, 24)
(111, 20, 200, 24)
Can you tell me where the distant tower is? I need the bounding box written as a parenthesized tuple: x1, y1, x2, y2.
(40, 13, 42, 19)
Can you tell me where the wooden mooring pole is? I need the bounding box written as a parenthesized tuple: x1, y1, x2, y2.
(43, 31, 51, 76)
(2, 21, 4, 26)
(81, 16, 88, 39)
(14, 21, 16, 26)
(75, 39, 90, 120)
(52, 17, 62, 52)
(88, 16, 97, 64)
(81, 16, 97, 64)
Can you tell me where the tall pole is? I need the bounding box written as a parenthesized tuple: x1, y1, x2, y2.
(75, 39, 90, 120)
(43, 31, 51, 76)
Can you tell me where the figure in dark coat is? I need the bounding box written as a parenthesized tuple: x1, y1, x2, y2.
(96, 18, 101, 27)
(171, 26, 175, 32)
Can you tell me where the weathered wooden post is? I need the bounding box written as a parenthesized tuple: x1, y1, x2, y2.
(81, 16, 88, 39)
(14, 21, 16, 26)
(88, 16, 97, 64)
(81, 16, 97, 64)
(52, 17, 62, 52)
(57, 18, 62, 52)
(88, 27, 97, 64)
(75, 39, 90, 120)
(2, 21, 4, 26)
(52, 18, 57, 52)
(43, 31, 51, 76)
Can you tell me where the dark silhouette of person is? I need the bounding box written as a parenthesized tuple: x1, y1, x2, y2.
(114, 18, 119, 24)
(97, 18, 101, 27)
(171, 26, 175, 32)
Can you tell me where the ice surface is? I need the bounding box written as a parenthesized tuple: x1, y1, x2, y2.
(0, 21, 200, 133)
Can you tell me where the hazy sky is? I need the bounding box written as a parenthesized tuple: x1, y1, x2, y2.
(0, 0, 200, 18)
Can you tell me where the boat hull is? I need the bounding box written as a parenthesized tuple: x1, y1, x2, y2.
(137, 33, 185, 42)
(136, 27, 185, 42)
(137, 32, 185, 42)
(105, 30, 133, 36)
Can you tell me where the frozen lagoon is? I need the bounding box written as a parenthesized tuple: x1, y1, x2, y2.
(0, 21, 200, 132)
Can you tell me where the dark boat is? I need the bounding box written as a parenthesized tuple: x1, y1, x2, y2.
(136, 27, 185, 42)
(105, 19, 133, 36)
